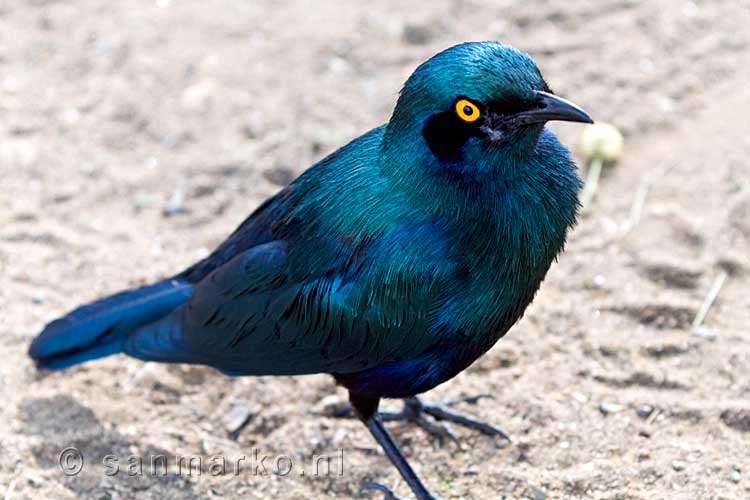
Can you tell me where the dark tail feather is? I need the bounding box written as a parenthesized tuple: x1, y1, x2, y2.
(29, 278, 193, 370)
(123, 308, 199, 364)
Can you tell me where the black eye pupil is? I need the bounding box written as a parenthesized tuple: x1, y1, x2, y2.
(463, 105, 474, 116)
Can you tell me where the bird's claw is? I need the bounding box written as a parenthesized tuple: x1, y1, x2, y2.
(361, 481, 443, 500)
(361, 481, 404, 500)
(414, 397, 511, 442)
(443, 393, 496, 406)
(385, 397, 461, 446)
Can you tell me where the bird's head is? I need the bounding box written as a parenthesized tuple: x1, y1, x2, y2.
(384, 42, 592, 171)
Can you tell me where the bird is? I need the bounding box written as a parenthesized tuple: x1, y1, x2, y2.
(29, 41, 592, 500)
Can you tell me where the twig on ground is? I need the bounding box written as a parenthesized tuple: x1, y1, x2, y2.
(3, 478, 16, 500)
(620, 161, 674, 236)
(692, 270, 728, 332)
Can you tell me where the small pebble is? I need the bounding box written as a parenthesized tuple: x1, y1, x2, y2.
(635, 404, 655, 419)
(202, 434, 238, 456)
(720, 409, 750, 432)
(263, 166, 295, 187)
(572, 392, 588, 404)
(599, 402, 624, 414)
(222, 403, 254, 434)
(636, 450, 651, 461)
(464, 465, 480, 476)
(315, 395, 350, 417)
(26, 473, 44, 487)
(181, 79, 217, 112)
(331, 428, 349, 447)
(672, 460, 687, 472)
(327, 56, 350, 74)
(692, 326, 718, 340)
(163, 186, 187, 216)
(402, 23, 433, 45)
(730, 465, 742, 483)
(131, 193, 159, 209)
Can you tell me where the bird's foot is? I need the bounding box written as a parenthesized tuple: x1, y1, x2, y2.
(331, 393, 509, 445)
(383, 395, 510, 444)
(362, 481, 442, 500)
(361, 481, 404, 500)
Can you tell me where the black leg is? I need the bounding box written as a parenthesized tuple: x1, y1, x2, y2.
(362, 415, 441, 500)
(348, 392, 442, 500)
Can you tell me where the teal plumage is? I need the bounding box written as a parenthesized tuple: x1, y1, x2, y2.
(29, 41, 592, 500)
(29, 38, 586, 402)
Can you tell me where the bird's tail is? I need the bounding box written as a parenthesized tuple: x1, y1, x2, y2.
(29, 278, 193, 370)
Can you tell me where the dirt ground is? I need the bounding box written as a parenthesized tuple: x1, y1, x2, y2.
(1, 1, 749, 499)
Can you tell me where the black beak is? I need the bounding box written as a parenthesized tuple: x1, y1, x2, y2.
(503, 91, 593, 128)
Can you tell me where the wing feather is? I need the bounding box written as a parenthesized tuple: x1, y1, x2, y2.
(171, 229, 452, 376)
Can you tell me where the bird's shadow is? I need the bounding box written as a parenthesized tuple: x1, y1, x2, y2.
(20, 394, 200, 499)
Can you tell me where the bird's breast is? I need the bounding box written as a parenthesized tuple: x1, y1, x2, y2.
(441, 186, 575, 345)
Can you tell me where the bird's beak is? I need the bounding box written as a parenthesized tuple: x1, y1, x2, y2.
(503, 91, 593, 128)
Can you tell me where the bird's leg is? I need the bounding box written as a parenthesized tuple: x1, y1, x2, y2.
(351, 393, 441, 500)
(361, 415, 441, 500)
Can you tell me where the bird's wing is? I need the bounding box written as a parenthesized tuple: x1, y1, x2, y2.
(179, 186, 294, 282)
(159, 224, 453, 376)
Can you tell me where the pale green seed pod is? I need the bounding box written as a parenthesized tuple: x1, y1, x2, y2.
(579, 123, 624, 163)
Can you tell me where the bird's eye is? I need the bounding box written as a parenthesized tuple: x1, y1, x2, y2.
(455, 99, 481, 123)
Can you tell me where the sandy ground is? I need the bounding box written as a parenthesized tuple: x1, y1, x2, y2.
(1, 1, 750, 499)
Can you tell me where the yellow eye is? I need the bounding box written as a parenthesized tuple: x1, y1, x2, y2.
(455, 99, 481, 122)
